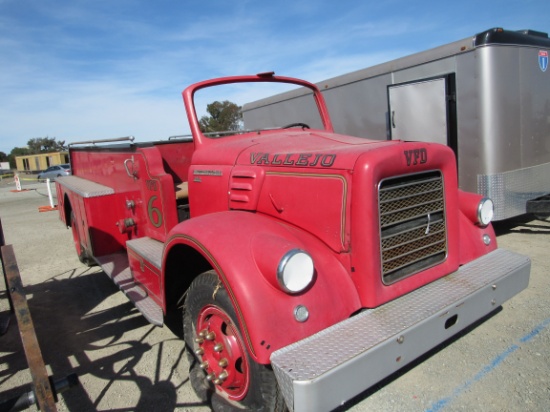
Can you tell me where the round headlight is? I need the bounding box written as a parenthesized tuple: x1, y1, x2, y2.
(277, 249, 314, 294)
(478, 198, 494, 226)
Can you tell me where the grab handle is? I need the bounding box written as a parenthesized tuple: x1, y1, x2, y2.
(124, 156, 138, 180)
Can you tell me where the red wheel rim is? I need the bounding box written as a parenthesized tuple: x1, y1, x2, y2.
(196, 305, 250, 401)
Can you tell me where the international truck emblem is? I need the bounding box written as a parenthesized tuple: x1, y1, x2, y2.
(539, 50, 548, 72)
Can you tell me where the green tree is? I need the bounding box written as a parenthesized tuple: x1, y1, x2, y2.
(27, 136, 66, 154)
(0, 151, 7, 162)
(199, 101, 242, 134)
(8, 147, 30, 169)
(9, 147, 30, 156)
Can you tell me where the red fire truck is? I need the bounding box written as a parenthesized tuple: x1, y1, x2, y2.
(56, 73, 530, 412)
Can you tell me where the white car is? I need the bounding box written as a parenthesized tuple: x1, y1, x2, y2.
(38, 164, 71, 181)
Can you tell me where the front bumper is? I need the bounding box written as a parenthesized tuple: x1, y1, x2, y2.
(270, 248, 530, 412)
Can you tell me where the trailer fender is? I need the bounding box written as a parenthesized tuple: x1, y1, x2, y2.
(164, 211, 361, 364)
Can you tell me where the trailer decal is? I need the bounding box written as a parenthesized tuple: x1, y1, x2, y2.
(539, 50, 548, 72)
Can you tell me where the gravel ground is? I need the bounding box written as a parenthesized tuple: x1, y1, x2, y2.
(0, 176, 548, 412)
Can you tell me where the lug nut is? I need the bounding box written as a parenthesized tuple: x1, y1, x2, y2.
(213, 343, 224, 352)
(200, 361, 209, 370)
(199, 329, 208, 338)
(206, 373, 216, 382)
(218, 358, 228, 368)
(205, 331, 216, 341)
(195, 348, 204, 356)
(195, 337, 204, 344)
(214, 370, 229, 385)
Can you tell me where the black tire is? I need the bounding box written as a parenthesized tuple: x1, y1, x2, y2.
(70, 211, 94, 266)
(183, 270, 286, 412)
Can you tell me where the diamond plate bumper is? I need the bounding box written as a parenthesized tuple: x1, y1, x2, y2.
(270, 248, 530, 412)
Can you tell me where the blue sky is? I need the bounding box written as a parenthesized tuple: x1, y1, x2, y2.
(1, 0, 548, 154)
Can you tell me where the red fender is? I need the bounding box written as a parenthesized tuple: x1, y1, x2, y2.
(164, 211, 361, 364)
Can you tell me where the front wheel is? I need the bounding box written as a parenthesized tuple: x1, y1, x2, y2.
(183, 270, 286, 411)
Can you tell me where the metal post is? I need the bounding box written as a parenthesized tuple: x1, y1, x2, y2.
(0, 217, 5, 247)
(46, 179, 54, 208)
(1, 244, 57, 411)
(0, 217, 14, 316)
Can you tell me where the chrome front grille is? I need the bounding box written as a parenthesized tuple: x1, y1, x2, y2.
(379, 171, 447, 283)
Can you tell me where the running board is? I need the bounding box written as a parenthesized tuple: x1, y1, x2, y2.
(95, 251, 164, 326)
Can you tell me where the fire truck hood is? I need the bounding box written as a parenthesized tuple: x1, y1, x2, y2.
(235, 130, 401, 170)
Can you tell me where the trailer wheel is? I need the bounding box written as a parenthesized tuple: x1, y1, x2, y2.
(183, 270, 286, 412)
(70, 211, 93, 266)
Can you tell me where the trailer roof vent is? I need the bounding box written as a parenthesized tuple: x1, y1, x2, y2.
(516, 29, 548, 39)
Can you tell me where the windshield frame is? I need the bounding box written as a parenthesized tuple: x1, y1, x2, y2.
(182, 72, 334, 148)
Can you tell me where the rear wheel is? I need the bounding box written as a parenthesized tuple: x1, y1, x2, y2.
(183, 270, 286, 411)
(70, 211, 94, 266)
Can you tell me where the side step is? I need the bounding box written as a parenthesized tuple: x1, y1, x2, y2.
(127, 237, 163, 269)
(95, 239, 164, 326)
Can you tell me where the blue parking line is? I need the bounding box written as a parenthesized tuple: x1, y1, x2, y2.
(425, 317, 550, 412)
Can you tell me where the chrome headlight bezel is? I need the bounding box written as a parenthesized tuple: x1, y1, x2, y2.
(477, 197, 494, 226)
(277, 249, 314, 294)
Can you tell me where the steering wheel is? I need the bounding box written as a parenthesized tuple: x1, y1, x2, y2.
(282, 122, 310, 129)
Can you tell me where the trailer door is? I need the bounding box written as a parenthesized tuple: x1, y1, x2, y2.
(388, 76, 456, 150)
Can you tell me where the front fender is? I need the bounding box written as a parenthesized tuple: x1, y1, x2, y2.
(164, 211, 361, 364)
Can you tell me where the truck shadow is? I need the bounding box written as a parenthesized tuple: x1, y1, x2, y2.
(0, 266, 205, 411)
(493, 214, 550, 236)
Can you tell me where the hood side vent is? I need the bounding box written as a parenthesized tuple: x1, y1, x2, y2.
(229, 168, 264, 210)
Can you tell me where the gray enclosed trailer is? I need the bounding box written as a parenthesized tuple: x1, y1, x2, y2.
(242, 28, 550, 220)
